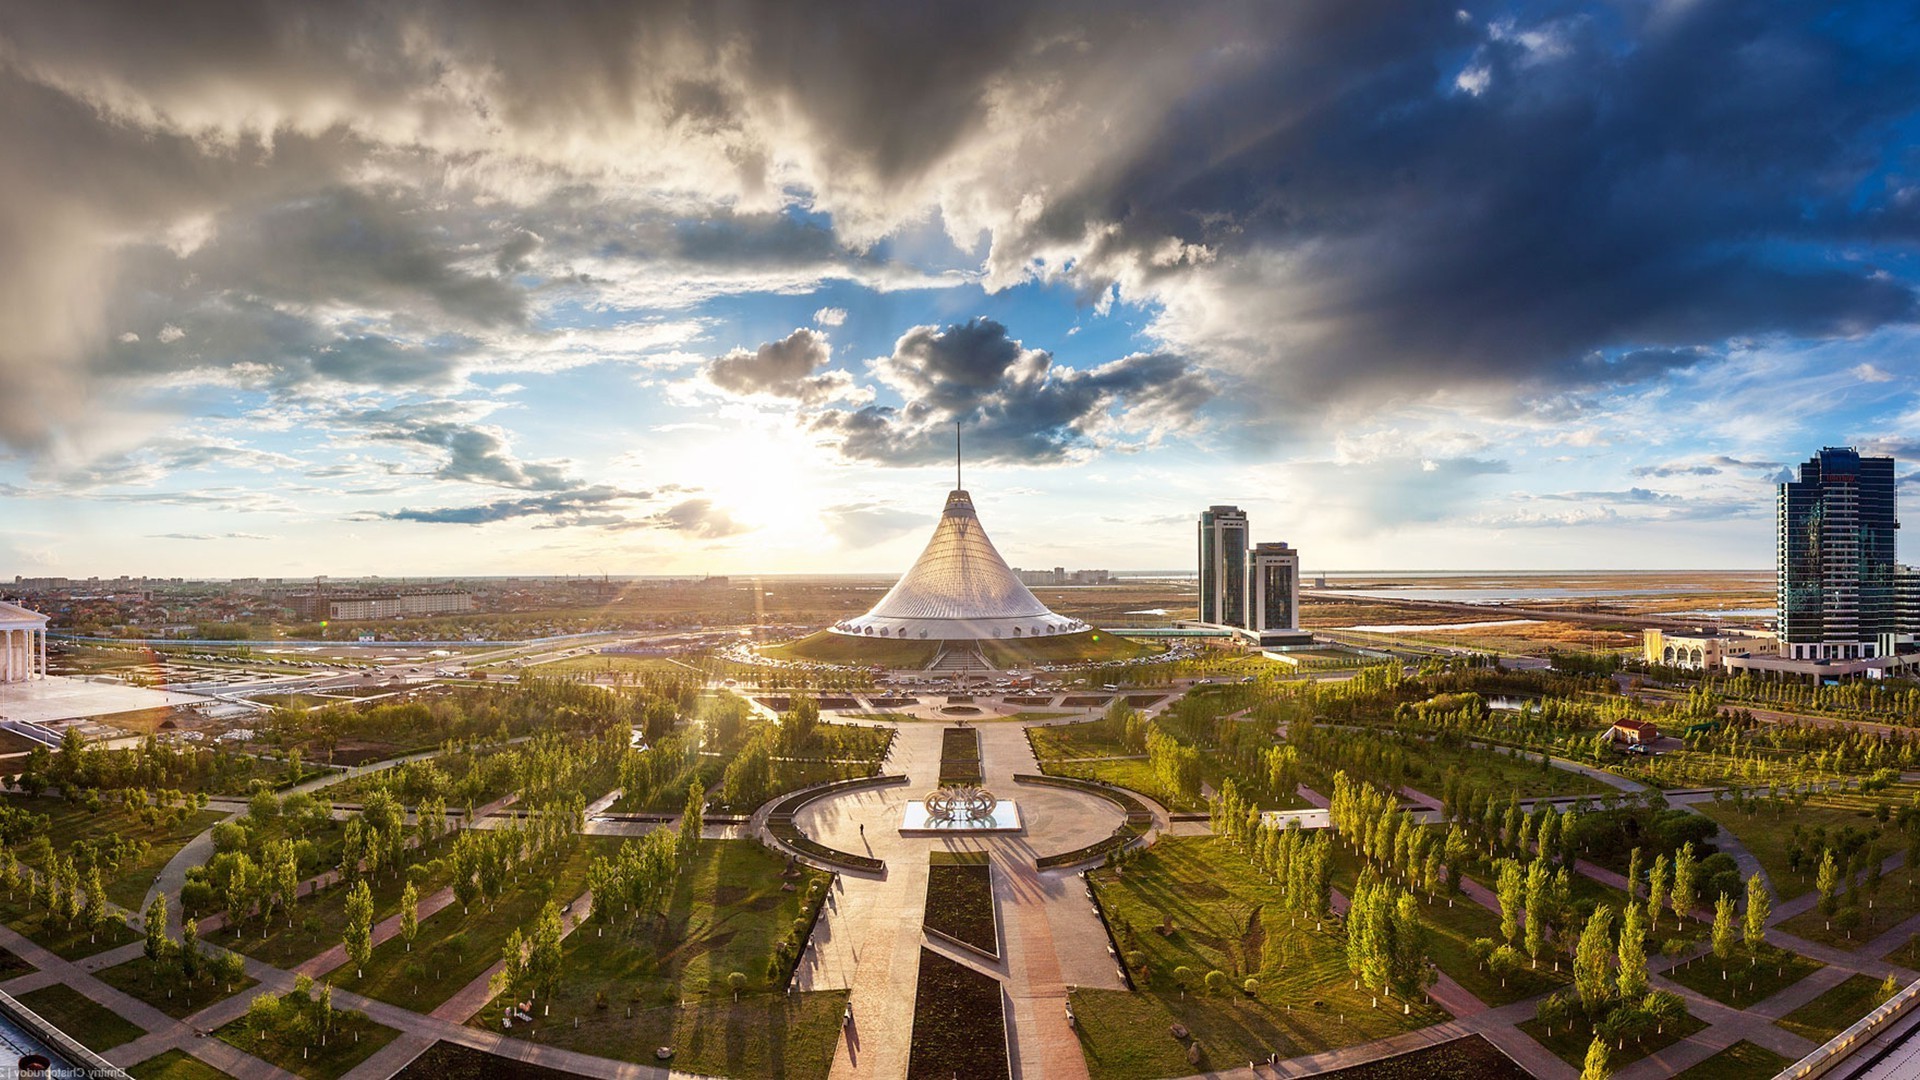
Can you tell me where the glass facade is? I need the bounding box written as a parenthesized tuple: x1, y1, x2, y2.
(1197, 506, 1249, 626)
(1777, 447, 1898, 659)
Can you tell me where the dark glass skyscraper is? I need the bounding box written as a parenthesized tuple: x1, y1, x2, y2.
(1197, 505, 1249, 626)
(1777, 447, 1898, 660)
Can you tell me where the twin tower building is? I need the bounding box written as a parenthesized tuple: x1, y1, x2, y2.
(1197, 506, 1311, 647)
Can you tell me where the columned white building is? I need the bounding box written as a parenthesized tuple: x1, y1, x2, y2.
(0, 601, 50, 683)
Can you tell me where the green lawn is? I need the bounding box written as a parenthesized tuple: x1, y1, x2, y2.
(94, 954, 259, 1019)
(16, 982, 147, 1051)
(1028, 721, 1137, 762)
(1670, 1040, 1794, 1080)
(1401, 741, 1612, 800)
(766, 631, 940, 668)
(0, 793, 226, 910)
(1073, 837, 1444, 1079)
(1774, 973, 1888, 1045)
(336, 836, 616, 1013)
(0, 891, 139, 960)
(216, 1008, 401, 1080)
(1693, 786, 1920, 901)
(129, 1049, 238, 1080)
(1047, 757, 1198, 811)
(225, 844, 455, 969)
(1324, 839, 1566, 1007)
(1777, 889, 1920, 950)
(1519, 1009, 1706, 1071)
(1662, 945, 1822, 1008)
(1884, 931, 1920, 971)
(0, 941, 30, 979)
(465, 840, 841, 1079)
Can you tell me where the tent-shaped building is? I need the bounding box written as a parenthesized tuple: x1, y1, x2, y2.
(832, 487, 1087, 642)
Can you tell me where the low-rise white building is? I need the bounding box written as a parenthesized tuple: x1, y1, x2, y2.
(0, 601, 49, 683)
(1643, 628, 1773, 672)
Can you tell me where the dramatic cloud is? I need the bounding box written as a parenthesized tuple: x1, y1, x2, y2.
(810, 318, 1213, 465)
(644, 497, 751, 539)
(383, 486, 651, 526)
(703, 328, 860, 404)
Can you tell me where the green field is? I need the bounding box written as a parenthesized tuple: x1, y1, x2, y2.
(1028, 720, 1136, 762)
(764, 632, 940, 668)
(1670, 1040, 1794, 1080)
(979, 631, 1160, 667)
(0, 793, 227, 909)
(227, 852, 455, 969)
(1693, 785, 1919, 901)
(339, 837, 616, 1013)
(129, 1049, 238, 1080)
(462, 840, 842, 1079)
(1662, 945, 1822, 1008)
(217, 1008, 401, 1080)
(1774, 973, 1887, 1045)
(1072, 836, 1443, 1079)
(1046, 757, 1198, 811)
(95, 954, 259, 1019)
(17, 982, 146, 1050)
(1518, 1009, 1706, 1071)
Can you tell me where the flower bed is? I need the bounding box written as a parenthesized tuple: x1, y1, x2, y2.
(1316, 1035, 1529, 1079)
(907, 948, 1009, 1080)
(940, 727, 983, 785)
(924, 852, 997, 958)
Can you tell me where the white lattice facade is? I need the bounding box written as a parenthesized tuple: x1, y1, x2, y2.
(832, 489, 1087, 642)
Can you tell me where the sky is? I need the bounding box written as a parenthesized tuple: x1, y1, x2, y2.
(2, 0, 1920, 579)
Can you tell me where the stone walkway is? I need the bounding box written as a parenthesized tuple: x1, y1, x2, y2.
(790, 719, 1137, 1080)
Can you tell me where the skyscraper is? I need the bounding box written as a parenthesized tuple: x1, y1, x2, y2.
(1246, 542, 1300, 635)
(1777, 447, 1898, 660)
(1197, 505, 1249, 626)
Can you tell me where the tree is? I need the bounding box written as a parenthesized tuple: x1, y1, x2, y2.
(1204, 969, 1231, 996)
(1626, 847, 1643, 901)
(1617, 903, 1648, 1001)
(215, 949, 246, 994)
(1536, 992, 1570, 1038)
(1496, 859, 1525, 946)
(180, 918, 203, 985)
(1524, 859, 1550, 969)
(143, 893, 171, 977)
(1574, 905, 1616, 1012)
(1744, 873, 1770, 957)
(1489, 945, 1522, 989)
(1172, 965, 1195, 998)
(528, 901, 564, 1013)
(1647, 854, 1671, 932)
(1816, 849, 1841, 921)
(1580, 1035, 1611, 1080)
(1671, 843, 1698, 925)
(1642, 989, 1685, 1036)
(343, 880, 373, 979)
(679, 782, 704, 867)
(274, 845, 299, 927)
(81, 867, 108, 944)
(1712, 892, 1737, 967)
(728, 971, 748, 1001)
(400, 882, 419, 952)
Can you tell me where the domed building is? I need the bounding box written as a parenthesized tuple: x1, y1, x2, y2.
(831, 487, 1087, 643)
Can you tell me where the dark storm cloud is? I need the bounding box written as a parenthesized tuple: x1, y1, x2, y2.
(3, 0, 1918, 458)
(703, 327, 855, 404)
(810, 318, 1214, 465)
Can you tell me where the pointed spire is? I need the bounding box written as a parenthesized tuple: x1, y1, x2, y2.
(956, 420, 962, 491)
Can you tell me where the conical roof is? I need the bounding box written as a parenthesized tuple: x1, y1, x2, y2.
(831, 489, 1087, 642)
